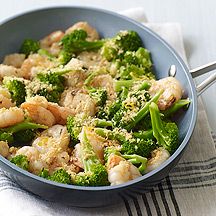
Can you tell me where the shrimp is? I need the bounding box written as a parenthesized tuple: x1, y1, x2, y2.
(145, 147, 170, 173)
(21, 102, 56, 127)
(0, 141, 9, 157)
(3, 53, 26, 68)
(0, 107, 24, 128)
(0, 86, 15, 108)
(47, 102, 74, 125)
(91, 74, 116, 100)
(21, 96, 74, 126)
(32, 125, 70, 171)
(16, 146, 44, 174)
(65, 21, 99, 41)
(40, 30, 64, 56)
(72, 143, 83, 169)
(149, 77, 183, 110)
(107, 154, 141, 186)
(20, 54, 56, 79)
(0, 64, 20, 81)
(62, 92, 96, 116)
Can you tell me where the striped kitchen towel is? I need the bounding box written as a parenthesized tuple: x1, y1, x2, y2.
(0, 7, 216, 216)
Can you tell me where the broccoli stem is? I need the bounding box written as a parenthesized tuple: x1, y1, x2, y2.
(94, 127, 126, 144)
(125, 89, 163, 131)
(94, 119, 113, 128)
(138, 81, 151, 91)
(133, 129, 153, 140)
(80, 128, 101, 171)
(114, 80, 134, 92)
(5, 121, 48, 133)
(163, 98, 190, 117)
(122, 154, 147, 174)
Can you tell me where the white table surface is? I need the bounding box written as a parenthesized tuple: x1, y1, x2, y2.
(1, 0, 216, 132)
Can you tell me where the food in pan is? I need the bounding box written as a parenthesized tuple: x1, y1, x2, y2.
(0, 22, 190, 186)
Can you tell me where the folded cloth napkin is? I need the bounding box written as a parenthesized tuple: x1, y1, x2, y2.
(0, 7, 216, 216)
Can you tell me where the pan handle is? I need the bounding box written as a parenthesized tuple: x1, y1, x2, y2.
(189, 61, 216, 96)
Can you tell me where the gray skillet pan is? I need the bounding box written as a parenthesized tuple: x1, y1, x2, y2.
(0, 7, 215, 207)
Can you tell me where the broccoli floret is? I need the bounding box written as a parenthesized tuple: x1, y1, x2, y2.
(3, 78, 26, 106)
(88, 88, 107, 107)
(0, 121, 47, 144)
(74, 127, 109, 186)
(112, 89, 163, 130)
(66, 116, 112, 145)
(38, 168, 49, 178)
(58, 50, 73, 65)
(149, 102, 179, 153)
(94, 127, 157, 158)
(27, 69, 70, 103)
(101, 30, 142, 61)
(59, 29, 104, 62)
(13, 129, 37, 145)
(37, 49, 55, 60)
(20, 39, 40, 56)
(121, 138, 157, 158)
(122, 154, 147, 174)
(117, 48, 155, 80)
(48, 169, 72, 184)
(10, 155, 29, 170)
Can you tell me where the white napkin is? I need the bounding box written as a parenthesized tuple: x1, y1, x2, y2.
(0, 7, 215, 216)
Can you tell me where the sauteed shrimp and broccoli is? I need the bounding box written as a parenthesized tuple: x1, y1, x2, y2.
(0, 22, 190, 186)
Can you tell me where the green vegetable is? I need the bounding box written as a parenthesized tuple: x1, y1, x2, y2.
(59, 29, 104, 64)
(94, 127, 157, 158)
(112, 89, 163, 130)
(149, 102, 179, 153)
(10, 155, 29, 170)
(163, 98, 190, 117)
(122, 154, 147, 174)
(3, 78, 26, 106)
(88, 88, 107, 107)
(101, 30, 142, 61)
(74, 128, 109, 186)
(38, 168, 50, 178)
(20, 39, 40, 56)
(48, 169, 72, 184)
(13, 129, 37, 145)
(66, 116, 112, 145)
(0, 121, 47, 144)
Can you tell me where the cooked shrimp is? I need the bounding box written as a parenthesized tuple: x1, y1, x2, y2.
(72, 143, 83, 169)
(62, 92, 96, 116)
(47, 102, 74, 125)
(32, 125, 70, 171)
(16, 146, 44, 174)
(21, 102, 56, 127)
(0, 107, 24, 128)
(107, 154, 141, 186)
(0, 141, 9, 157)
(65, 21, 99, 41)
(21, 96, 74, 126)
(145, 147, 170, 173)
(20, 54, 56, 79)
(91, 74, 116, 100)
(0, 87, 15, 108)
(77, 51, 104, 68)
(3, 53, 26, 68)
(149, 77, 183, 110)
(40, 125, 70, 150)
(0, 64, 20, 81)
(40, 31, 64, 56)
